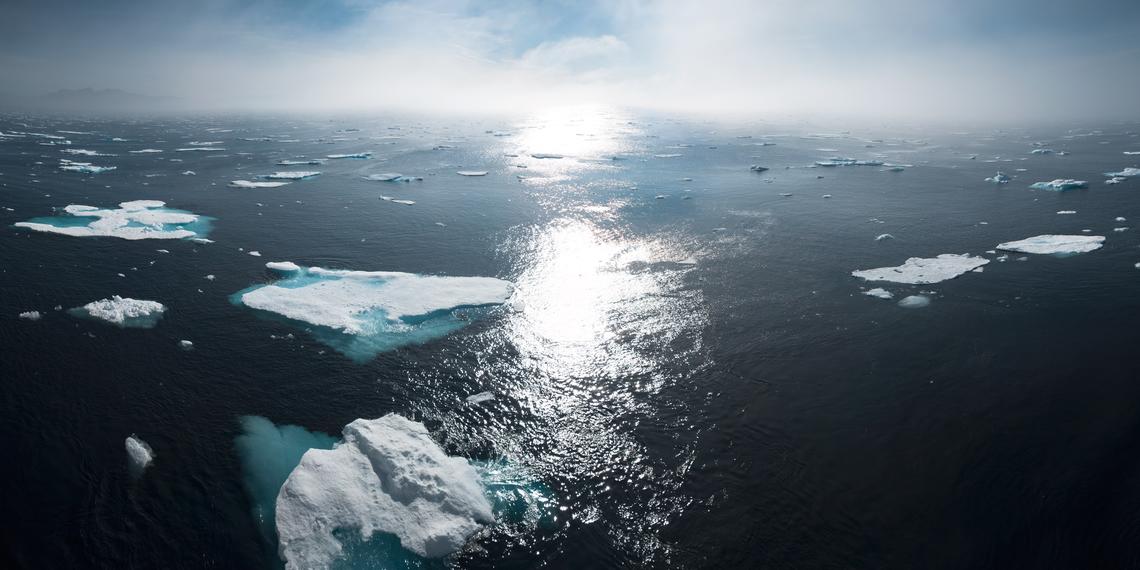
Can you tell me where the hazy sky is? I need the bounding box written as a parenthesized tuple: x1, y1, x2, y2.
(3, 0, 1139, 120)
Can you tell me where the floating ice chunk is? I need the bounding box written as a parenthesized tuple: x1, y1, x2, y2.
(178, 339, 194, 350)
(275, 414, 493, 569)
(863, 288, 893, 299)
(129, 149, 163, 153)
(875, 233, 894, 241)
(852, 254, 989, 284)
(1030, 148, 1054, 155)
(18, 310, 42, 320)
(1117, 217, 1127, 222)
(985, 172, 1011, 184)
(249, 251, 262, 257)
(235, 264, 512, 360)
(1105, 167, 1140, 177)
(326, 152, 372, 159)
(530, 153, 563, 159)
(230, 180, 290, 188)
(380, 196, 415, 205)
(72, 296, 166, 327)
(457, 171, 488, 176)
(815, 157, 884, 167)
(1030, 179, 1088, 191)
(897, 295, 931, 309)
(996, 234, 1105, 254)
(176, 147, 226, 152)
(466, 391, 495, 404)
(277, 159, 324, 166)
(1114, 227, 1129, 232)
(181, 170, 195, 176)
(749, 165, 769, 172)
(125, 435, 154, 474)
(264, 171, 320, 180)
(58, 159, 116, 174)
(1057, 210, 1077, 215)
(266, 261, 301, 272)
(15, 200, 210, 240)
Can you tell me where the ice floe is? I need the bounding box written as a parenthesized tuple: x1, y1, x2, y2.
(1057, 210, 1077, 215)
(852, 254, 989, 284)
(862, 288, 893, 299)
(129, 149, 163, 154)
(61, 149, 113, 156)
(15, 200, 210, 240)
(749, 165, 769, 172)
(815, 158, 884, 167)
(1029, 179, 1088, 191)
(230, 180, 290, 188)
(277, 159, 324, 166)
(365, 173, 422, 182)
(234, 263, 512, 360)
(58, 159, 116, 174)
(264, 171, 320, 180)
(275, 414, 493, 569)
(266, 261, 301, 272)
(457, 170, 488, 176)
(995, 234, 1105, 254)
(530, 153, 563, 159)
(125, 435, 154, 475)
(380, 196, 415, 205)
(897, 295, 931, 309)
(326, 152, 372, 159)
(466, 391, 495, 404)
(18, 310, 42, 321)
(1105, 167, 1140, 177)
(72, 296, 166, 327)
(984, 172, 1011, 184)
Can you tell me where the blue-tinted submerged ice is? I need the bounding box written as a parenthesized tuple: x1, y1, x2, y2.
(14, 200, 212, 240)
(852, 254, 989, 284)
(233, 262, 513, 361)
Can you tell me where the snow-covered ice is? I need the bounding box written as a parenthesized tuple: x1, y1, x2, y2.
(125, 435, 154, 474)
(72, 296, 166, 327)
(277, 159, 324, 166)
(15, 200, 210, 240)
(995, 234, 1105, 254)
(326, 152, 372, 159)
(852, 254, 989, 284)
(380, 196, 415, 205)
(897, 295, 931, 309)
(58, 159, 116, 174)
(1029, 179, 1088, 191)
(814, 158, 884, 167)
(457, 170, 488, 176)
(1105, 167, 1140, 177)
(863, 288, 894, 299)
(230, 180, 290, 188)
(265, 171, 320, 180)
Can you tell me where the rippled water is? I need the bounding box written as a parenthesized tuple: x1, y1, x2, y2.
(2, 109, 1140, 568)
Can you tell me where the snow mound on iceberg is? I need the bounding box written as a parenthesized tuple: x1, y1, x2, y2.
(234, 263, 512, 360)
(275, 414, 493, 569)
(15, 200, 210, 240)
(72, 295, 166, 327)
(852, 254, 989, 284)
(996, 234, 1105, 254)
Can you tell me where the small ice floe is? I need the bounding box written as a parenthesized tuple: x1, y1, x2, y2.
(749, 165, 769, 172)
(1030, 149, 1054, 155)
(852, 254, 989, 284)
(1057, 210, 1077, 215)
(1030, 179, 1088, 191)
(822, 194, 832, 198)
(995, 234, 1105, 254)
(897, 295, 931, 309)
(181, 170, 195, 176)
(380, 196, 415, 205)
(59, 159, 116, 174)
(1116, 217, 1127, 222)
(125, 435, 154, 475)
(230, 180, 290, 188)
(327, 152, 372, 159)
(129, 149, 163, 153)
(188, 141, 223, 146)
(875, 233, 894, 241)
(62, 149, 113, 157)
(457, 171, 488, 176)
(654, 154, 683, 158)
(176, 147, 226, 152)
(264, 171, 320, 180)
(73, 296, 166, 327)
(1114, 227, 1129, 232)
(192, 238, 214, 244)
(266, 261, 301, 272)
(179, 340, 194, 350)
(985, 172, 1011, 184)
(18, 310, 42, 321)
(863, 288, 893, 299)
(530, 153, 563, 159)
(466, 391, 495, 404)
(249, 251, 262, 257)
(655, 195, 667, 199)
(1105, 167, 1140, 177)
(779, 193, 792, 197)
(277, 159, 324, 166)
(814, 157, 884, 167)
(205, 274, 216, 281)
(365, 173, 422, 182)
(1106, 177, 1126, 185)
(15, 200, 209, 240)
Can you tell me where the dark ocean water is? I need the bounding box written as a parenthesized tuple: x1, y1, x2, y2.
(2, 109, 1140, 569)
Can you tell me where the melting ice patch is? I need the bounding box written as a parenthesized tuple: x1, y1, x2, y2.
(70, 296, 166, 328)
(15, 200, 211, 240)
(852, 254, 989, 284)
(233, 263, 512, 361)
(1030, 179, 1088, 191)
(996, 234, 1105, 254)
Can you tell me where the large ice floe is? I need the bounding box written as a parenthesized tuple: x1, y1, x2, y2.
(14, 200, 211, 240)
(70, 296, 166, 328)
(236, 415, 553, 570)
(995, 234, 1105, 254)
(233, 262, 512, 361)
(852, 254, 990, 284)
(1029, 179, 1088, 191)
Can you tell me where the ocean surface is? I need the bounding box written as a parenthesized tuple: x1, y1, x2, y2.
(2, 108, 1140, 569)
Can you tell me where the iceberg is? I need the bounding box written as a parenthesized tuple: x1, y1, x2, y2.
(276, 159, 324, 166)
(326, 152, 372, 159)
(852, 254, 989, 284)
(125, 435, 154, 475)
(178, 339, 194, 350)
(984, 172, 1011, 184)
(58, 159, 116, 174)
(1030, 179, 1088, 191)
(71, 296, 166, 327)
(457, 170, 488, 176)
(897, 295, 931, 309)
(276, 414, 493, 569)
(380, 196, 415, 205)
(15, 200, 210, 240)
(264, 171, 320, 180)
(1105, 167, 1140, 177)
(814, 157, 884, 167)
(996, 234, 1105, 254)
(230, 180, 290, 188)
(233, 263, 512, 361)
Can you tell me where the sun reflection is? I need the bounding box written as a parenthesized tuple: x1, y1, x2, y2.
(503, 105, 641, 184)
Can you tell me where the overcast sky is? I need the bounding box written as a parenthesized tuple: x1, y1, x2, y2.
(3, 0, 1138, 120)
